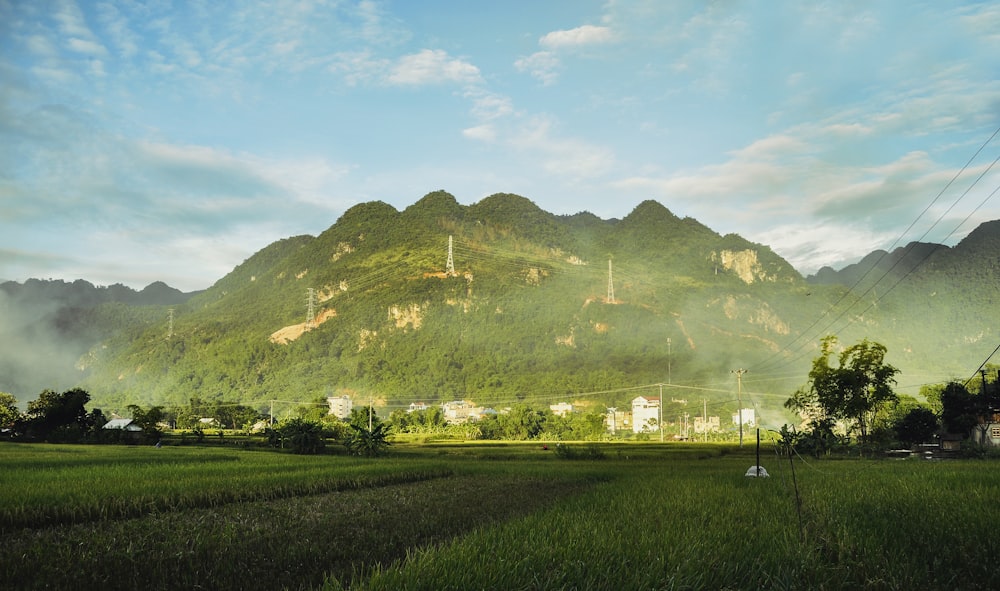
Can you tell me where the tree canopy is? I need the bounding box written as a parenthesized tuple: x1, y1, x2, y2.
(785, 336, 899, 443)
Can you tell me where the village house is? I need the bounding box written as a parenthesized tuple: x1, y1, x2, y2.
(326, 395, 353, 419)
(731, 408, 756, 427)
(442, 400, 485, 424)
(550, 402, 573, 417)
(631, 395, 660, 433)
(693, 415, 721, 434)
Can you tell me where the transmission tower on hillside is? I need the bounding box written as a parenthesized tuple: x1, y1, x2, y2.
(446, 235, 456, 276)
(607, 259, 616, 304)
(167, 307, 174, 340)
(305, 288, 316, 328)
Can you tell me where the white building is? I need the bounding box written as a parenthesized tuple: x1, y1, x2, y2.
(631, 395, 660, 433)
(731, 408, 756, 427)
(694, 416, 721, 434)
(327, 395, 353, 419)
(442, 400, 484, 424)
(550, 402, 573, 417)
(606, 408, 632, 434)
(407, 402, 429, 413)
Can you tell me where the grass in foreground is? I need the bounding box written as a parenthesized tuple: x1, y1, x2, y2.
(331, 446, 1000, 591)
(4, 442, 1000, 591)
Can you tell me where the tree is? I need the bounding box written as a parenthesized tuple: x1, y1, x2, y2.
(127, 404, 165, 440)
(939, 381, 979, 437)
(343, 421, 391, 457)
(23, 388, 94, 442)
(277, 418, 326, 454)
(894, 407, 938, 446)
(344, 406, 391, 456)
(497, 404, 547, 440)
(0, 392, 20, 431)
(785, 336, 899, 444)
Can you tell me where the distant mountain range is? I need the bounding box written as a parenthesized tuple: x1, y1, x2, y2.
(2, 192, 997, 426)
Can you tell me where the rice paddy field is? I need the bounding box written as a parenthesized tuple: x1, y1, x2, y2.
(2, 441, 999, 591)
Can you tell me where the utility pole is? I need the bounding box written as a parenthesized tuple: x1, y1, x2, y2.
(446, 235, 455, 276)
(368, 396, 373, 430)
(607, 259, 615, 304)
(608, 407, 617, 435)
(703, 398, 708, 443)
(658, 383, 664, 442)
(732, 368, 747, 447)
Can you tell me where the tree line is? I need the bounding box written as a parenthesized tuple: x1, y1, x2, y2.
(4, 334, 997, 456)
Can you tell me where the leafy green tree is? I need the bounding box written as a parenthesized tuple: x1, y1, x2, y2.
(785, 336, 899, 444)
(277, 418, 326, 454)
(939, 381, 980, 438)
(127, 404, 165, 439)
(0, 392, 21, 430)
(894, 407, 938, 446)
(498, 404, 547, 440)
(23, 388, 93, 442)
(343, 421, 391, 457)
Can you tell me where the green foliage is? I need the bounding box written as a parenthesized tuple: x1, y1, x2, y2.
(0, 391, 20, 429)
(939, 381, 979, 436)
(893, 406, 939, 445)
(786, 336, 899, 443)
(20, 388, 97, 442)
(552, 442, 606, 460)
(126, 404, 165, 439)
(276, 418, 326, 454)
(2, 193, 981, 427)
(343, 422, 391, 457)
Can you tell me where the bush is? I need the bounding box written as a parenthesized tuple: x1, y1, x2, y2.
(553, 443, 605, 460)
(277, 418, 326, 454)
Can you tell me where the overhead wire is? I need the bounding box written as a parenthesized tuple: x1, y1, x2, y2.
(752, 124, 1000, 378)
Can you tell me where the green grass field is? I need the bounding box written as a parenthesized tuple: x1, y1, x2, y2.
(2, 441, 998, 591)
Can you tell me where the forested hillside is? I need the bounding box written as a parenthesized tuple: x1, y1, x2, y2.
(5, 192, 997, 423)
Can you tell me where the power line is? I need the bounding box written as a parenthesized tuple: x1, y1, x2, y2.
(753, 125, 1000, 376)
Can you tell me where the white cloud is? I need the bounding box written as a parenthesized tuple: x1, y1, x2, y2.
(539, 25, 613, 49)
(462, 124, 495, 142)
(67, 37, 108, 57)
(328, 50, 389, 86)
(466, 90, 513, 121)
(514, 51, 559, 85)
(385, 49, 481, 86)
(509, 116, 615, 179)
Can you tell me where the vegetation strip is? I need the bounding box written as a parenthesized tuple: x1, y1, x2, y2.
(0, 445, 453, 530)
(1, 472, 593, 591)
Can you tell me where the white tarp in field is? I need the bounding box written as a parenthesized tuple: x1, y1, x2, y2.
(745, 465, 769, 478)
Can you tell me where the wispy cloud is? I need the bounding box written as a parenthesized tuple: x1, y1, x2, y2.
(385, 49, 482, 86)
(517, 23, 615, 85)
(514, 51, 559, 85)
(539, 24, 614, 49)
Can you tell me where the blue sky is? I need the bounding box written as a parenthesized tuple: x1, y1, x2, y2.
(2, 0, 999, 292)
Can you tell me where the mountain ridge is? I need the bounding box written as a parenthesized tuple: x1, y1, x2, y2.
(2, 192, 996, 422)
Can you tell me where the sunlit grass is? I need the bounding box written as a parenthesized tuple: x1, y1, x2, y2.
(3, 442, 1000, 591)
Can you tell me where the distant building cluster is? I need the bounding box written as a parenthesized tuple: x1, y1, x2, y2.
(324, 392, 754, 436)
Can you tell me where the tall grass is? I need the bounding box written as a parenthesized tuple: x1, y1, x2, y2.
(0, 443, 452, 528)
(339, 450, 1000, 590)
(4, 442, 999, 591)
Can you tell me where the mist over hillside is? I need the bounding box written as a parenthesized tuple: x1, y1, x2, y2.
(0, 279, 198, 404)
(3, 193, 997, 424)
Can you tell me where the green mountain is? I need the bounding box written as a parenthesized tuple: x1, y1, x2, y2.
(7, 193, 998, 424)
